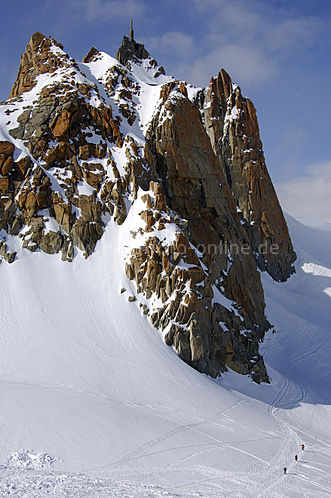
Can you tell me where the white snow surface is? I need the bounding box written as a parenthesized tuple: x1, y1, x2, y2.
(0, 213, 330, 496)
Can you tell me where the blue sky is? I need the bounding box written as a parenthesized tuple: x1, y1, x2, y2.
(0, 0, 330, 220)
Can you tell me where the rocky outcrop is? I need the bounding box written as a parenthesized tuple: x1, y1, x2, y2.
(0, 33, 146, 261)
(116, 36, 165, 78)
(10, 32, 75, 99)
(125, 184, 269, 382)
(82, 46, 101, 64)
(198, 69, 296, 281)
(0, 30, 296, 382)
(137, 84, 269, 381)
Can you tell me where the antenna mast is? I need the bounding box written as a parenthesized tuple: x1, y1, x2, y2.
(130, 20, 134, 40)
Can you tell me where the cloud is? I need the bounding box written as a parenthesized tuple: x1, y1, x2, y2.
(276, 161, 331, 222)
(202, 0, 265, 45)
(142, 32, 195, 58)
(263, 17, 322, 54)
(181, 44, 277, 87)
(154, 0, 324, 87)
(68, 0, 145, 22)
(200, 1, 321, 52)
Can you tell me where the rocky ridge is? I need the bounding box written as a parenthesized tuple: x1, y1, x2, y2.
(197, 70, 296, 281)
(0, 31, 296, 381)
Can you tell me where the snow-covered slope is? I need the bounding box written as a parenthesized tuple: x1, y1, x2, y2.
(0, 214, 330, 497)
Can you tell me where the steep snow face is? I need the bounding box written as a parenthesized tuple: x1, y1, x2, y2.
(80, 50, 173, 140)
(0, 215, 330, 496)
(81, 52, 119, 84)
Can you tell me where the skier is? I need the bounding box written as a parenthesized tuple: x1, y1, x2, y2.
(295, 454, 298, 461)
(283, 467, 287, 474)
(301, 444, 305, 450)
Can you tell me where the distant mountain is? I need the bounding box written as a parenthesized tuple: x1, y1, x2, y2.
(0, 30, 296, 382)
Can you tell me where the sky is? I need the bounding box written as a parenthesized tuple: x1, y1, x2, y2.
(0, 0, 330, 221)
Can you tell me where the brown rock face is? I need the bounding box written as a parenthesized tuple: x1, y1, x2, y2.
(125, 182, 268, 382)
(0, 31, 297, 383)
(137, 85, 270, 382)
(199, 69, 296, 281)
(1, 33, 144, 261)
(82, 46, 101, 64)
(10, 32, 68, 98)
(0, 142, 15, 176)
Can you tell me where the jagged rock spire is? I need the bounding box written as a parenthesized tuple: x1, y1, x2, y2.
(10, 32, 66, 99)
(200, 69, 296, 281)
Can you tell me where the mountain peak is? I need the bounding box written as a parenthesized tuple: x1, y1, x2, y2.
(116, 35, 149, 67)
(115, 28, 165, 78)
(82, 46, 101, 64)
(9, 33, 73, 99)
(30, 32, 47, 50)
(0, 30, 295, 382)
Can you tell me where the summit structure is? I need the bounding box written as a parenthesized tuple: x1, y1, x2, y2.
(129, 19, 134, 41)
(115, 25, 165, 77)
(0, 31, 296, 382)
